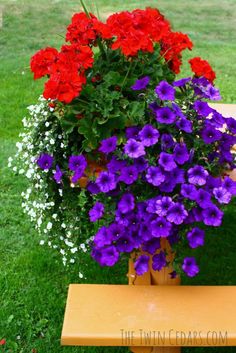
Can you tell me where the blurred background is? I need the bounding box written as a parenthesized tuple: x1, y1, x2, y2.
(0, 1, 236, 352)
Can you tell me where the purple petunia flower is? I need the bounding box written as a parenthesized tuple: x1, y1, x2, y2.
(161, 133, 175, 150)
(116, 235, 135, 253)
(219, 150, 233, 164)
(159, 152, 177, 171)
(203, 84, 221, 101)
(107, 223, 125, 241)
(96, 171, 117, 193)
(187, 227, 205, 249)
(192, 207, 203, 222)
(146, 197, 160, 214)
(155, 196, 173, 216)
(126, 126, 141, 139)
(99, 136, 117, 154)
(146, 166, 165, 186)
(68, 155, 87, 172)
(176, 118, 193, 133)
(168, 231, 180, 246)
(151, 217, 172, 237)
(138, 124, 160, 146)
(37, 153, 54, 170)
(134, 255, 150, 275)
(171, 167, 185, 184)
(89, 201, 104, 222)
(180, 184, 198, 200)
(226, 118, 236, 134)
(119, 165, 139, 185)
(205, 175, 222, 192)
(202, 205, 223, 227)
(201, 125, 222, 144)
(133, 157, 148, 172)
(155, 81, 175, 101)
(210, 111, 225, 128)
(213, 187, 232, 204)
(71, 169, 84, 184)
(98, 245, 119, 266)
(223, 176, 236, 195)
(172, 103, 186, 119)
(117, 193, 135, 214)
(87, 181, 100, 195)
(53, 165, 63, 184)
(195, 189, 212, 209)
(167, 203, 188, 225)
(138, 222, 152, 241)
(156, 107, 176, 125)
(152, 251, 166, 271)
(173, 77, 191, 87)
(174, 143, 189, 165)
(182, 257, 199, 277)
(194, 101, 213, 117)
(137, 202, 148, 219)
(124, 139, 145, 159)
(131, 76, 150, 91)
(94, 226, 112, 248)
(115, 209, 130, 227)
(192, 77, 209, 87)
(159, 178, 177, 193)
(142, 237, 161, 255)
(107, 156, 127, 174)
(188, 165, 209, 186)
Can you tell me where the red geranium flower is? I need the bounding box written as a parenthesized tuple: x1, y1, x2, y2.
(43, 71, 86, 104)
(60, 44, 94, 71)
(30, 47, 58, 79)
(66, 12, 99, 45)
(189, 57, 216, 82)
(161, 32, 193, 74)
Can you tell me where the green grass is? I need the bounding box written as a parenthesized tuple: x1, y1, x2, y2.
(0, 1, 236, 352)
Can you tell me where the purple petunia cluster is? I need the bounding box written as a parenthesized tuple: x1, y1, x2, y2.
(35, 76, 236, 278)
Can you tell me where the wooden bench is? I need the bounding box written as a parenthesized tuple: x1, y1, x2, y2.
(61, 284, 236, 351)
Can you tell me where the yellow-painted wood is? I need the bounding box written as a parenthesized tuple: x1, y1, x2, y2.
(61, 284, 236, 347)
(209, 103, 236, 117)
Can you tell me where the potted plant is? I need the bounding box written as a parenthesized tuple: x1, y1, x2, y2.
(10, 1, 236, 283)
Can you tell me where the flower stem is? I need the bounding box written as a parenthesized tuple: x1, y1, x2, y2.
(80, 0, 90, 18)
(121, 61, 133, 91)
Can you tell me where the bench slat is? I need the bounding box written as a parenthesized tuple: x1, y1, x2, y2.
(61, 284, 236, 347)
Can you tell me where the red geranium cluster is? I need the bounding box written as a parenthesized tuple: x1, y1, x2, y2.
(30, 44, 93, 103)
(30, 8, 194, 103)
(189, 57, 216, 82)
(94, 8, 171, 56)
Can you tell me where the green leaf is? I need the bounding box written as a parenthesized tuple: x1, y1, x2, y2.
(60, 114, 79, 134)
(103, 71, 122, 86)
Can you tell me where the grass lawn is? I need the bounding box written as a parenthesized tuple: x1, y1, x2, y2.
(0, 1, 236, 352)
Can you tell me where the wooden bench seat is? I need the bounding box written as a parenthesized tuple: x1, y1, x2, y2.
(61, 284, 236, 347)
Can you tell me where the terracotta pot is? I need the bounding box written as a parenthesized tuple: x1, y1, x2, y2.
(71, 159, 107, 188)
